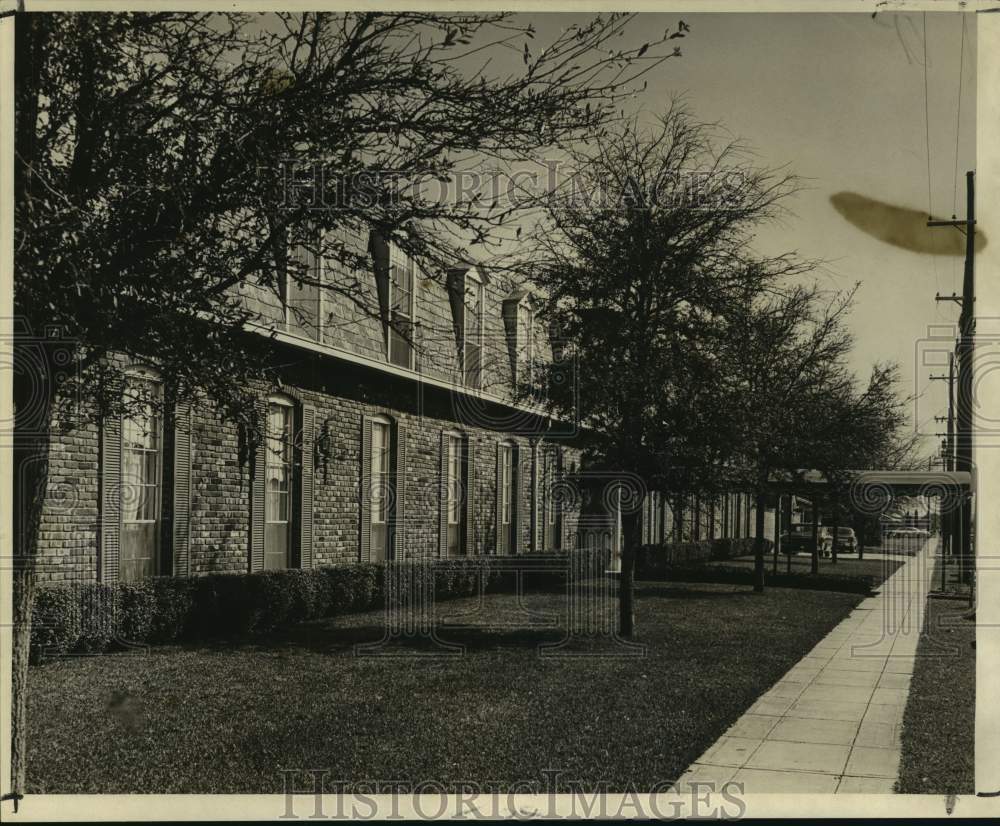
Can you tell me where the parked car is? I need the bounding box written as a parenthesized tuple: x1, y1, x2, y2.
(779, 525, 834, 555)
(883, 526, 929, 555)
(832, 526, 858, 553)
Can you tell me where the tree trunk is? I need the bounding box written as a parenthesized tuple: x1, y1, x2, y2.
(811, 499, 820, 575)
(10, 371, 54, 800)
(772, 494, 781, 575)
(754, 490, 766, 593)
(853, 510, 863, 561)
(619, 508, 641, 639)
(831, 501, 839, 564)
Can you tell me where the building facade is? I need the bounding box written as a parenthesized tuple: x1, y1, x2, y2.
(33, 227, 766, 584)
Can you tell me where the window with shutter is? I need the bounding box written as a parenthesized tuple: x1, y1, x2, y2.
(360, 414, 402, 562)
(264, 396, 295, 570)
(445, 432, 463, 556)
(497, 441, 515, 554)
(540, 447, 559, 551)
(438, 431, 449, 557)
(120, 373, 164, 582)
(441, 431, 474, 556)
(369, 416, 392, 562)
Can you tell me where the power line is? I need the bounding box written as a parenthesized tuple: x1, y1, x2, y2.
(923, 11, 933, 218)
(952, 13, 966, 218)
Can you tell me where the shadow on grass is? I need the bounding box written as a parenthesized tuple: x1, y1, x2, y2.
(145, 581, 761, 659)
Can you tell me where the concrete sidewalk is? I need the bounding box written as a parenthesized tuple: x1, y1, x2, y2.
(674, 540, 936, 794)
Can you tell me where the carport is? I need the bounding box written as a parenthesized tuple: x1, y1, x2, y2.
(764, 469, 974, 585)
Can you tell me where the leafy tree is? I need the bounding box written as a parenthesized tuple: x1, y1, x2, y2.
(10, 10, 683, 795)
(520, 104, 810, 633)
(718, 285, 916, 585)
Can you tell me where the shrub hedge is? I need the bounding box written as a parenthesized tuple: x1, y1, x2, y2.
(632, 537, 873, 593)
(658, 563, 877, 595)
(634, 536, 767, 578)
(29, 549, 608, 663)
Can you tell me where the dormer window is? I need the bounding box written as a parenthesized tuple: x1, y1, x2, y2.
(447, 265, 488, 390)
(371, 233, 418, 370)
(387, 244, 416, 369)
(517, 304, 534, 389)
(464, 270, 484, 389)
(284, 225, 322, 341)
(502, 290, 535, 395)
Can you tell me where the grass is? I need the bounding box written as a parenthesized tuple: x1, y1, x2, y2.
(896, 560, 975, 795)
(707, 553, 903, 587)
(27, 581, 863, 794)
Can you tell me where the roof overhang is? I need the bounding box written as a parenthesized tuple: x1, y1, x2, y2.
(766, 468, 974, 494)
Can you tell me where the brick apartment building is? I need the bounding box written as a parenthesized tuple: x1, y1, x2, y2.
(34, 226, 766, 584)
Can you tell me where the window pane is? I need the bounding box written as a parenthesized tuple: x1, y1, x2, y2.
(133, 485, 154, 522)
(447, 436, 462, 525)
(122, 377, 162, 528)
(388, 255, 414, 368)
(143, 450, 159, 485)
(371, 422, 391, 524)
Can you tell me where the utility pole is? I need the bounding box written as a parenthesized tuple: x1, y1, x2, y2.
(931, 351, 956, 565)
(928, 170, 975, 585)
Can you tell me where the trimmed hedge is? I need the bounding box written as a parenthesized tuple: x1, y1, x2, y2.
(632, 538, 872, 593)
(634, 537, 767, 579)
(29, 549, 608, 663)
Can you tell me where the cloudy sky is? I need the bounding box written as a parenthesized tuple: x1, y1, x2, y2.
(512, 11, 977, 459)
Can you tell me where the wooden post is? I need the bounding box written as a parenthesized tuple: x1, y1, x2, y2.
(831, 498, 839, 564)
(811, 499, 820, 575)
(618, 490, 638, 638)
(619, 540, 635, 638)
(772, 493, 781, 574)
(754, 490, 767, 593)
(855, 510, 865, 561)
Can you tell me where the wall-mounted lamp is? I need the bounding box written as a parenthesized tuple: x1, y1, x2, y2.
(316, 418, 334, 483)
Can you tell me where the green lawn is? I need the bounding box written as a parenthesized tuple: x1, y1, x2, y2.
(27, 581, 863, 793)
(896, 562, 975, 795)
(708, 553, 903, 586)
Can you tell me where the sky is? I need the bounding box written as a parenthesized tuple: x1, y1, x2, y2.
(246, 10, 975, 460)
(505, 11, 977, 461)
